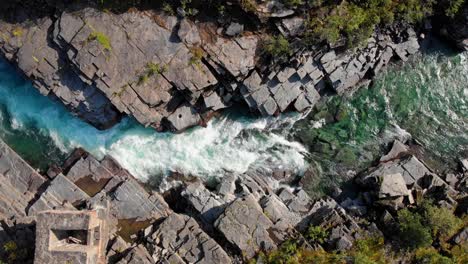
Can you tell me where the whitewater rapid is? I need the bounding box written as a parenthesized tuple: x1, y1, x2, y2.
(0, 59, 308, 181)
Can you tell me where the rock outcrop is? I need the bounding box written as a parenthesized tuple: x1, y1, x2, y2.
(0, 3, 421, 132)
(0, 133, 466, 263)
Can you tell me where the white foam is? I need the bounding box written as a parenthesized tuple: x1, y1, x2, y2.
(0, 60, 309, 182)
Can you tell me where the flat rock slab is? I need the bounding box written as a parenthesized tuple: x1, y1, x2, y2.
(149, 213, 231, 264)
(214, 194, 276, 258)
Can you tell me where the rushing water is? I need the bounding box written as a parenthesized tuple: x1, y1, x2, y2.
(0, 59, 308, 181)
(294, 50, 468, 193)
(0, 47, 466, 190)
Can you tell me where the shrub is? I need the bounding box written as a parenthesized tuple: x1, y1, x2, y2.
(240, 0, 257, 12)
(449, 244, 468, 264)
(307, 225, 328, 244)
(263, 35, 291, 58)
(257, 239, 345, 264)
(414, 247, 453, 264)
(398, 208, 433, 249)
(162, 2, 175, 15)
(349, 236, 388, 264)
(443, 0, 466, 18)
(423, 203, 463, 240)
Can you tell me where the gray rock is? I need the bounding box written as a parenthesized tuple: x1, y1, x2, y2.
(225, 22, 244, 37)
(277, 17, 305, 37)
(28, 174, 90, 215)
(181, 181, 225, 223)
(166, 104, 201, 132)
(0, 139, 46, 218)
(205, 35, 258, 78)
(203, 91, 226, 111)
(178, 19, 201, 45)
(215, 195, 276, 258)
(98, 179, 171, 221)
(378, 173, 409, 198)
(117, 245, 153, 264)
(380, 140, 408, 163)
(453, 227, 468, 245)
(260, 194, 301, 230)
(150, 213, 232, 264)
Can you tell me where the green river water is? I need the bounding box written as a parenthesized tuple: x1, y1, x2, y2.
(0, 45, 466, 192)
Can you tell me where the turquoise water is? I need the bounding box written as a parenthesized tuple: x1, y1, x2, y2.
(294, 51, 468, 193)
(0, 49, 466, 190)
(0, 59, 308, 180)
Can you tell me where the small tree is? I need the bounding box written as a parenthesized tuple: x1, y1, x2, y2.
(397, 208, 433, 249)
(263, 35, 291, 58)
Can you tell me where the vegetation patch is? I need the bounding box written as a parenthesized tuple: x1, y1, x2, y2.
(189, 46, 204, 66)
(262, 35, 291, 58)
(12, 27, 23, 37)
(137, 62, 167, 85)
(88, 31, 112, 51)
(240, 0, 258, 13)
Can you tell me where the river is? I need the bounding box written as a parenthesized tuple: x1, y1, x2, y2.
(0, 47, 466, 192)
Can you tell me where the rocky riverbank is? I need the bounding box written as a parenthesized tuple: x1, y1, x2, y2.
(1, 1, 458, 132)
(0, 133, 466, 263)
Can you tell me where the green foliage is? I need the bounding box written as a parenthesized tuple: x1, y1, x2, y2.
(422, 202, 463, 240)
(395, 0, 436, 24)
(444, 0, 466, 17)
(3, 241, 17, 252)
(257, 239, 345, 264)
(398, 208, 433, 249)
(137, 62, 167, 85)
(307, 225, 328, 244)
(162, 2, 175, 15)
(88, 31, 112, 51)
(189, 46, 204, 66)
(240, 0, 257, 12)
(263, 35, 291, 58)
(303, 0, 440, 47)
(349, 236, 388, 264)
(414, 247, 454, 264)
